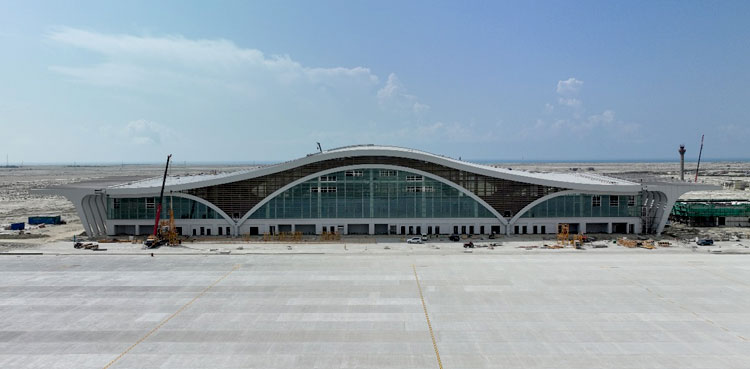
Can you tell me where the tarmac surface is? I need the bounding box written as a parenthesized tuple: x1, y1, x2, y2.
(1, 247, 749, 369)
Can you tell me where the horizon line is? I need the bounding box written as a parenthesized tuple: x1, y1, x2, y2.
(3, 156, 750, 167)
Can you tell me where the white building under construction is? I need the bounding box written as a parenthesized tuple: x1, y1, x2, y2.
(37, 145, 717, 238)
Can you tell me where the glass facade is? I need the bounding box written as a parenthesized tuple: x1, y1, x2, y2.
(249, 168, 496, 219)
(185, 155, 562, 220)
(107, 196, 223, 220)
(520, 194, 640, 218)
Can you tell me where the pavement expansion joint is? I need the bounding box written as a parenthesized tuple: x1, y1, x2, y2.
(413, 264, 444, 369)
(101, 264, 240, 369)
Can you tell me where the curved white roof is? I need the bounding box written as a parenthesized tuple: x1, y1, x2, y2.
(105, 145, 645, 195)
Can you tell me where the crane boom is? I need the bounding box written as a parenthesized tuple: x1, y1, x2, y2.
(152, 154, 172, 236)
(694, 135, 704, 182)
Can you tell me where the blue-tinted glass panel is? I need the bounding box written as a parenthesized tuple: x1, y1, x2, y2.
(249, 168, 496, 219)
(107, 196, 223, 220)
(521, 194, 640, 218)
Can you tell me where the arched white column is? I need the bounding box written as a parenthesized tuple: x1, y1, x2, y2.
(81, 195, 102, 237)
(76, 194, 94, 237)
(237, 164, 507, 230)
(167, 192, 236, 230)
(508, 190, 580, 225)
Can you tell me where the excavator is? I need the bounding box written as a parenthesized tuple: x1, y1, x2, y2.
(144, 154, 178, 248)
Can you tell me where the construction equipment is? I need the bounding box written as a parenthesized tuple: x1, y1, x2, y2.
(573, 233, 585, 248)
(694, 134, 704, 182)
(319, 231, 340, 241)
(557, 223, 570, 246)
(145, 154, 174, 248)
(158, 199, 179, 246)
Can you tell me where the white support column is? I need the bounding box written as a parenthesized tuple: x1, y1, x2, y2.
(89, 195, 106, 237)
(67, 193, 94, 238)
(81, 196, 100, 237)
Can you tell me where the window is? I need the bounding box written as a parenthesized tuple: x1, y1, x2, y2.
(592, 195, 601, 207)
(610, 196, 619, 207)
(146, 197, 155, 209)
(405, 186, 434, 193)
(627, 195, 635, 206)
(379, 170, 396, 177)
(406, 175, 423, 182)
(311, 187, 337, 193)
(113, 198, 120, 209)
(319, 175, 337, 182)
(345, 170, 363, 177)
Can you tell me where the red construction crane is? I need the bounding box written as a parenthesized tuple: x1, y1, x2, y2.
(145, 154, 172, 248)
(694, 135, 704, 182)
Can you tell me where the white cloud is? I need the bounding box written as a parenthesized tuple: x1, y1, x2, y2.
(587, 110, 615, 125)
(556, 77, 583, 96)
(377, 73, 430, 115)
(413, 102, 431, 115)
(123, 119, 173, 145)
(377, 73, 404, 102)
(47, 27, 380, 93)
(557, 97, 581, 107)
(521, 108, 640, 141)
(46, 27, 447, 152)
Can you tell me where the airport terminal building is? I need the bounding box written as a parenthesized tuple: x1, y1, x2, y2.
(39, 145, 715, 238)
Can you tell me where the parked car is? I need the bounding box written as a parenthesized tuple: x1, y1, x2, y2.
(582, 235, 597, 243)
(421, 234, 428, 241)
(696, 238, 714, 246)
(407, 237, 423, 244)
(463, 241, 475, 248)
(449, 234, 460, 242)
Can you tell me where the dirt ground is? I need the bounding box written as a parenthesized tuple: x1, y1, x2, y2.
(0, 164, 252, 247)
(1, 161, 748, 249)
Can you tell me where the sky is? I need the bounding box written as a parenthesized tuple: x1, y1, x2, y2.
(1, 0, 748, 164)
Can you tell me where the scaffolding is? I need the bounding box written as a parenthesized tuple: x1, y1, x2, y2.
(671, 200, 750, 226)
